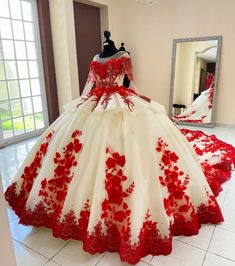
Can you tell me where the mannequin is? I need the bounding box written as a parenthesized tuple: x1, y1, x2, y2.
(119, 42, 130, 55)
(99, 31, 119, 58)
(99, 31, 130, 88)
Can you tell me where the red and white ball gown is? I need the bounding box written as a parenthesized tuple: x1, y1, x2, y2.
(172, 73, 215, 124)
(4, 51, 234, 264)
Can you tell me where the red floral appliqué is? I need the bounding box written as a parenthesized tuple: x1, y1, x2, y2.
(5, 134, 225, 265)
(87, 85, 136, 112)
(156, 137, 223, 235)
(38, 130, 83, 214)
(172, 87, 213, 124)
(83, 149, 172, 264)
(181, 129, 235, 196)
(76, 55, 152, 112)
(101, 149, 134, 222)
(5, 131, 54, 216)
(83, 149, 134, 253)
(77, 55, 152, 113)
(90, 56, 133, 84)
(53, 199, 91, 240)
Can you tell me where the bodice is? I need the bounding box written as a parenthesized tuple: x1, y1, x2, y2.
(88, 55, 133, 88)
(64, 53, 163, 114)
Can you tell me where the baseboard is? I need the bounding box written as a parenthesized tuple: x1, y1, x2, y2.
(215, 123, 235, 128)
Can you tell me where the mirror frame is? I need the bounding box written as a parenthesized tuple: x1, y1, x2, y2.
(169, 36, 222, 128)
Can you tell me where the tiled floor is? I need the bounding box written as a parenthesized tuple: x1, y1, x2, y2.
(1, 126, 235, 266)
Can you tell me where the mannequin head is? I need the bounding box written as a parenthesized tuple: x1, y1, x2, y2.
(99, 30, 119, 58)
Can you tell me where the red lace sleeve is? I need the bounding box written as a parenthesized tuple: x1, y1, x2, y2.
(86, 67, 96, 84)
(80, 64, 96, 96)
(122, 57, 133, 81)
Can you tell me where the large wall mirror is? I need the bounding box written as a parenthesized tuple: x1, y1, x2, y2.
(169, 36, 222, 127)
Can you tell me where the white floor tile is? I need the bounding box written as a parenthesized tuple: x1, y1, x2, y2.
(7, 208, 19, 223)
(228, 179, 235, 192)
(16, 143, 29, 156)
(173, 236, 181, 240)
(23, 228, 70, 259)
(10, 219, 40, 242)
(7, 168, 18, 181)
(209, 227, 235, 261)
(203, 252, 235, 266)
(151, 240, 206, 266)
(97, 252, 149, 266)
(141, 254, 153, 263)
(216, 179, 231, 207)
(177, 224, 215, 250)
(53, 240, 104, 266)
(136, 263, 149, 266)
(0, 176, 12, 190)
(222, 191, 235, 212)
(1, 166, 18, 178)
(44, 260, 61, 266)
(217, 208, 235, 233)
(13, 240, 48, 266)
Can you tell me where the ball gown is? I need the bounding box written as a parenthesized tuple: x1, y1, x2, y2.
(172, 73, 215, 124)
(4, 51, 234, 264)
(172, 87, 214, 124)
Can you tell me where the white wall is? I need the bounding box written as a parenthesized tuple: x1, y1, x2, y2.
(194, 57, 207, 94)
(0, 180, 16, 266)
(173, 41, 215, 107)
(49, 0, 235, 125)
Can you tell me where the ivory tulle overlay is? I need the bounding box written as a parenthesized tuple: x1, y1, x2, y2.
(172, 87, 214, 124)
(180, 129, 235, 196)
(4, 52, 235, 264)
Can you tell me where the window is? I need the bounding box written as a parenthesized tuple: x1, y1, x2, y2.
(0, 0, 48, 145)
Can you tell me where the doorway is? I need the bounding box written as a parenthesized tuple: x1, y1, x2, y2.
(73, 1, 102, 95)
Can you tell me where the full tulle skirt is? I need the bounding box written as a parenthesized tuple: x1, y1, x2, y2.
(5, 93, 226, 264)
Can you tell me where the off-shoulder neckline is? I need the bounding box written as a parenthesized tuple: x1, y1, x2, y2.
(93, 51, 128, 64)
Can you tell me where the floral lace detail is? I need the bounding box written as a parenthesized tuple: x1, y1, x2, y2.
(156, 137, 223, 235)
(77, 55, 136, 112)
(38, 130, 83, 214)
(4, 131, 54, 216)
(90, 56, 133, 88)
(83, 148, 134, 253)
(197, 191, 223, 224)
(19, 200, 52, 227)
(83, 149, 172, 264)
(102, 148, 134, 220)
(77, 85, 136, 112)
(181, 129, 235, 196)
(174, 115, 207, 124)
(172, 87, 213, 124)
(208, 87, 214, 109)
(76, 55, 152, 113)
(5, 144, 224, 264)
(156, 137, 201, 235)
(86, 69, 96, 84)
(53, 199, 90, 240)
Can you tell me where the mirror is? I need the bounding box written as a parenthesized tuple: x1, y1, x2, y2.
(169, 36, 222, 127)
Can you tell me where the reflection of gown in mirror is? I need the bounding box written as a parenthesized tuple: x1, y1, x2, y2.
(4, 51, 232, 264)
(172, 86, 214, 123)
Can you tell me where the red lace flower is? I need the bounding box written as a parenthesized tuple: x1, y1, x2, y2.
(38, 130, 83, 213)
(4, 131, 54, 216)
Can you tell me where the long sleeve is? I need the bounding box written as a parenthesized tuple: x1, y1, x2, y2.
(63, 62, 96, 111)
(81, 67, 96, 96)
(122, 54, 134, 82)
